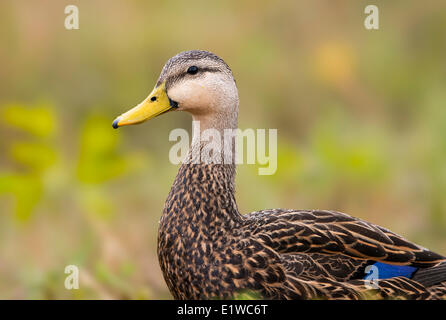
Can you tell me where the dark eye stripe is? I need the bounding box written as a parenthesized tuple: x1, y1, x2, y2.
(198, 67, 220, 74)
(164, 67, 221, 89)
(186, 66, 220, 75)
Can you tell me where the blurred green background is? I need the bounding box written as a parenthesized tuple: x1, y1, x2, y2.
(0, 0, 445, 299)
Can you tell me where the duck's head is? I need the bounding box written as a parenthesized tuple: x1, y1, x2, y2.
(112, 50, 238, 130)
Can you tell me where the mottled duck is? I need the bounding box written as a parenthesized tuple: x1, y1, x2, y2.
(113, 50, 446, 299)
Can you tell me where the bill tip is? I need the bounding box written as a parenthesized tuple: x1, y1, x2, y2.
(112, 118, 120, 129)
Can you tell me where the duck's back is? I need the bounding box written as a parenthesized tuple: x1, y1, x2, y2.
(242, 208, 446, 299)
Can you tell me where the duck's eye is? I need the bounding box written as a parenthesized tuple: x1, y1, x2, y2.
(187, 66, 199, 75)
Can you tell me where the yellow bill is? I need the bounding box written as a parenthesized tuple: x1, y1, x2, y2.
(112, 82, 174, 129)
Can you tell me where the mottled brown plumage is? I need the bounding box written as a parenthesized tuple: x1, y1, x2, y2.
(115, 50, 446, 299)
(158, 162, 446, 299)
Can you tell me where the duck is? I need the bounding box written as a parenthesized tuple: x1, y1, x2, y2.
(112, 50, 446, 300)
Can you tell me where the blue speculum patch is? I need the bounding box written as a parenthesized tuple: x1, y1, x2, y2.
(364, 262, 418, 280)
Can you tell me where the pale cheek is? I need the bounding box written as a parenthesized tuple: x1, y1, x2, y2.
(169, 82, 214, 111)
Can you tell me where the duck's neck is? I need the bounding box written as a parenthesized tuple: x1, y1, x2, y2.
(162, 110, 242, 228)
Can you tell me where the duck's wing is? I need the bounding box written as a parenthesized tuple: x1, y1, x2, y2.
(246, 209, 445, 267)
(271, 252, 441, 299)
(280, 252, 371, 281)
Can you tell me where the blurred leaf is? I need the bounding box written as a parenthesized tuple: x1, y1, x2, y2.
(274, 142, 304, 182)
(233, 290, 262, 300)
(9, 141, 57, 171)
(77, 115, 128, 184)
(1, 104, 56, 137)
(0, 173, 42, 222)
